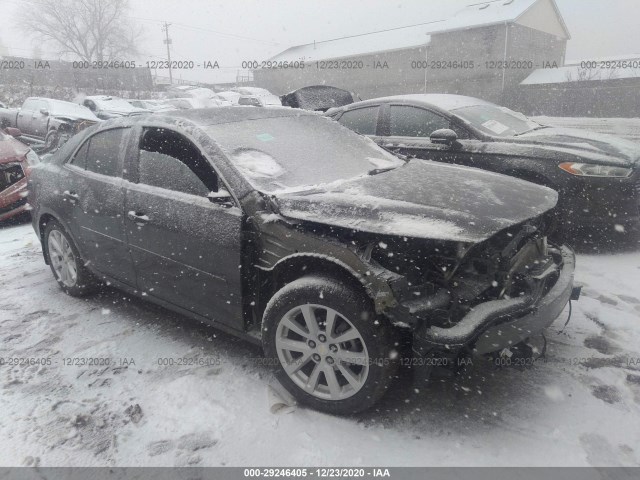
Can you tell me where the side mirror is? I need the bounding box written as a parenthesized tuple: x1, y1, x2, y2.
(430, 128, 458, 146)
(5, 127, 22, 137)
(40, 109, 49, 116)
(207, 189, 234, 207)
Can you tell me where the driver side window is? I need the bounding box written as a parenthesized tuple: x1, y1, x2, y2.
(137, 127, 218, 197)
(22, 99, 37, 112)
(389, 106, 449, 137)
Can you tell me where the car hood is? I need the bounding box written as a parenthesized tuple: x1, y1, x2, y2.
(498, 127, 640, 167)
(52, 113, 99, 123)
(271, 161, 558, 243)
(0, 136, 29, 164)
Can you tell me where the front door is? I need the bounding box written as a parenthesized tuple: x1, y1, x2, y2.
(124, 127, 244, 329)
(375, 104, 478, 167)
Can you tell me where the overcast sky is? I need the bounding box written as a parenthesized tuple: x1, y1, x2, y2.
(1, 0, 639, 83)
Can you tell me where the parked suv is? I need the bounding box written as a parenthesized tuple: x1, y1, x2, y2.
(28, 108, 577, 414)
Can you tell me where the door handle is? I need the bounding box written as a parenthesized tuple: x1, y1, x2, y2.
(127, 211, 150, 225)
(63, 190, 79, 203)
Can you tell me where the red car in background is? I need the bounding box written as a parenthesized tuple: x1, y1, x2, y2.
(0, 128, 39, 222)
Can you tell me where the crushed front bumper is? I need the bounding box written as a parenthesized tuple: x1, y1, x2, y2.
(412, 245, 577, 357)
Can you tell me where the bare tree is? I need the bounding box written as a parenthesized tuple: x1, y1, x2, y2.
(565, 66, 601, 83)
(19, 0, 142, 62)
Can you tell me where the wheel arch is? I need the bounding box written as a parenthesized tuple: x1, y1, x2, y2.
(255, 253, 376, 327)
(505, 167, 556, 189)
(37, 212, 79, 265)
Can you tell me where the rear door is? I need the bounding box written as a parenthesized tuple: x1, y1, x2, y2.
(124, 126, 244, 329)
(17, 98, 37, 133)
(67, 127, 137, 285)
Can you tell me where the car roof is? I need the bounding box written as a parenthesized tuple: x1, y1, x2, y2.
(94, 106, 314, 129)
(24, 97, 83, 106)
(341, 94, 494, 112)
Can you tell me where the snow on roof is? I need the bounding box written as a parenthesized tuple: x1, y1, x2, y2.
(358, 94, 493, 110)
(270, 0, 541, 63)
(521, 63, 640, 85)
(270, 24, 437, 63)
(438, 0, 538, 34)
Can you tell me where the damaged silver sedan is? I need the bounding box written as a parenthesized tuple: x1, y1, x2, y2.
(28, 107, 579, 414)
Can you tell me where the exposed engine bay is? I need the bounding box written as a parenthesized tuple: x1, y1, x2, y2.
(0, 162, 25, 192)
(363, 215, 562, 330)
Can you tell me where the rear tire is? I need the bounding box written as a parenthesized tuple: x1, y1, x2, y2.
(262, 275, 397, 414)
(44, 220, 98, 296)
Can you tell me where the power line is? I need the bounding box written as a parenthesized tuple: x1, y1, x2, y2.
(129, 16, 280, 47)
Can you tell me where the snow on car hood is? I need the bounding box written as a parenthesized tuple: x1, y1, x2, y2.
(506, 127, 640, 167)
(52, 114, 99, 123)
(272, 160, 558, 243)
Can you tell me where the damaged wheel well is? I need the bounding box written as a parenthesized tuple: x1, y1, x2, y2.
(254, 255, 375, 329)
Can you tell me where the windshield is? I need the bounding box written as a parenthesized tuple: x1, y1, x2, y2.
(451, 105, 540, 137)
(49, 100, 97, 119)
(205, 115, 403, 193)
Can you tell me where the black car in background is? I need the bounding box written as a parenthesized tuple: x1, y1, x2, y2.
(280, 85, 356, 112)
(28, 108, 576, 414)
(327, 94, 640, 238)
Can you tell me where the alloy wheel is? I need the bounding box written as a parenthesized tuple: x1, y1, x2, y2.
(47, 229, 78, 287)
(275, 304, 370, 400)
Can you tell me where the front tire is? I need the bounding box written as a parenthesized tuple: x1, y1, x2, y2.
(44, 130, 60, 151)
(263, 275, 396, 414)
(44, 220, 98, 296)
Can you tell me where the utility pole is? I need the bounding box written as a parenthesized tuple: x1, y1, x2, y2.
(162, 22, 173, 85)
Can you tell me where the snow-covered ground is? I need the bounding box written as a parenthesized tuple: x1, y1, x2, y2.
(533, 116, 640, 143)
(0, 222, 639, 467)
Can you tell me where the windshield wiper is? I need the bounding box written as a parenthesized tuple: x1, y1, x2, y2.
(367, 166, 399, 175)
(514, 125, 549, 136)
(377, 143, 414, 162)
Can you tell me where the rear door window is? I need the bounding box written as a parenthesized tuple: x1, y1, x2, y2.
(85, 128, 127, 177)
(337, 106, 379, 135)
(70, 139, 90, 169)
